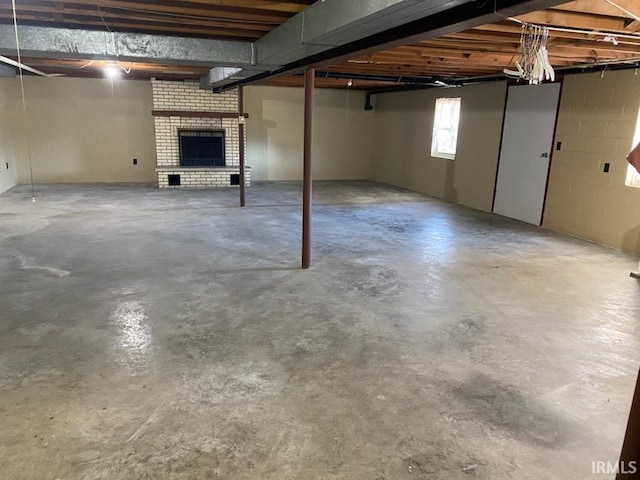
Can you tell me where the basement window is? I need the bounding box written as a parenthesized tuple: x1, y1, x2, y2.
(431, 97, 461, 160)
(627, 165, 640, 188)
(626, 107, 640, 188)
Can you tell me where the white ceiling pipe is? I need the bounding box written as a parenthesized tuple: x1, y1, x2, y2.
(0, 54, 52, 77)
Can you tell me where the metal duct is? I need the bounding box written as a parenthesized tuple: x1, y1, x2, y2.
(0, 25, 252, 68)
(204, 0, 570, 90)
(199, 66, 271, 89)
(257, 0, 469, 65)
(202, 0, 471, 88)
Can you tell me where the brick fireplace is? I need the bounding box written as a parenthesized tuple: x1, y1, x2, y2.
(151, 79, 250, 188)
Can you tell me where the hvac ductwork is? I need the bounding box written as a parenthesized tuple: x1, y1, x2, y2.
(200, 0, 471, 89)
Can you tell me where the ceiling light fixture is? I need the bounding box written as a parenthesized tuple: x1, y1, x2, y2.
(347, 78, 353, 87)
(104, 61, 121, 79)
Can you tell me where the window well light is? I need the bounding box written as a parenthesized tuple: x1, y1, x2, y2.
(431, 97, 461, 160)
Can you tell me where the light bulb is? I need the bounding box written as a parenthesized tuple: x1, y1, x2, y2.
(347, 79, 353, 87)
(104, 62, 121, 79)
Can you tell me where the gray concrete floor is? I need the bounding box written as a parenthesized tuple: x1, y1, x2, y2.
(0, 181, 639, 480)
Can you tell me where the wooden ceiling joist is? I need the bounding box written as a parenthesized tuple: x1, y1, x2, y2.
(0, 0, 638, 88)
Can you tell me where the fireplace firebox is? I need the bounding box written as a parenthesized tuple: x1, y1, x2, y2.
(178, 129, 225, 167)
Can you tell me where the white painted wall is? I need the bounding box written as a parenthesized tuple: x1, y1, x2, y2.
(245, 86, 375, 181)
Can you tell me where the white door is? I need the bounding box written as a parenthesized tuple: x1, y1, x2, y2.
(493, 83, 561, 225)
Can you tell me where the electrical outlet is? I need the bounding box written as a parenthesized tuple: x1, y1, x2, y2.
(133, 158, 138, 165)
(603, 162, 610, 173)
(556, 141, 562, 151)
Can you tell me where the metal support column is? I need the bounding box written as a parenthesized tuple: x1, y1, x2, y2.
(617, 369, 640, 479)
(238, 86, 246, 207)
(302, 66, 315, 269)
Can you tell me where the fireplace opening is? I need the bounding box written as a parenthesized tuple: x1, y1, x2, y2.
(178, 129, 225, 167)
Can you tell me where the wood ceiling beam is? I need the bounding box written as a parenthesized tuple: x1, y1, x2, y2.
(355, 49, 593, 65)
(15, 0, 296, 23)
(442, 30, 523, 44)
(475, 19, 640, 39)
(52, 1, 63, 22)
(329, 62, 511, 74)
(625, 20, 640, 33)
(414, 43, 639, 63)
(550, 0, 639, 18)
(356, 50, 513, 64)
(258, 76, 392, 89)
(433, 33, 640, 54)
(5, 0, 639, 86)
(0, 7, 273, 37)
(125, 0, 310, 14)
(0, 4, 275, 32)
(545, 38, 640, 54)
(0, 16, 262, 40)
(348, 46, 640, 68)
(66, 0, 309, 15)
(515, 9, 628, 31)
(343, 56, 578, 70)
(427, 38, 521, 49)
(447, 25, 640, 51)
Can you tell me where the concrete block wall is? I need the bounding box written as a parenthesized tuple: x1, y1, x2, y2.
(543, 70, 640, 254)
(371, 81, 507, 213)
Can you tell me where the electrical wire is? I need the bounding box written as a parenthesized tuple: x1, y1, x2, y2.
(11, 0, 36, 202)
(97, 5, 112, 32)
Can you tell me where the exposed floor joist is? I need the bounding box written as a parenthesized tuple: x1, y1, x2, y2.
(0, 0, 310, 41)
(0, 0, 639, 88)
